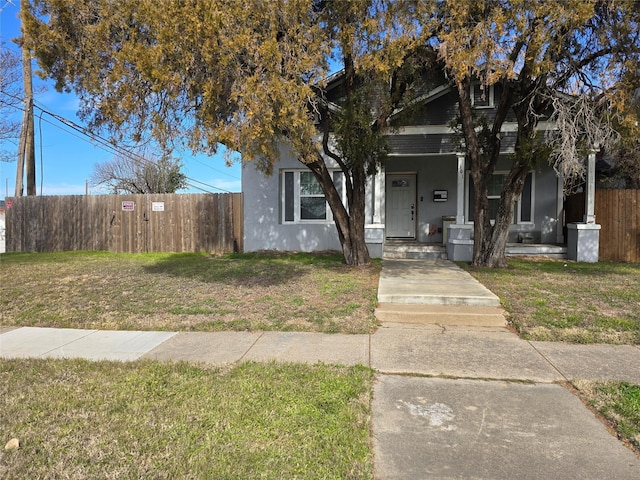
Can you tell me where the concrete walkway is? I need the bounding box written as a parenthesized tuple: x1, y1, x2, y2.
(1, 258, 639, 478)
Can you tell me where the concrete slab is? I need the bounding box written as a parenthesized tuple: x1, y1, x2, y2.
(0, 326, 18, 334)
(373, 375, 640, 479)
(142, 331, 263, 363)
(243, 331, 369, 365)
(531, 341, 640, 383)
(371, 324, 562, 382)
(0, 327, 97, 358)
(375, 303, 507, 326)
(41, 330, 177, 361)
(377, 259, 500, 306)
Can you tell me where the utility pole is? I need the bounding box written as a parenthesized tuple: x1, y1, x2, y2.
(15, 2, 35, 196)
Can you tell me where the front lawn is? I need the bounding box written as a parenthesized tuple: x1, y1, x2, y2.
(0, 251, 380, 334)
(464, 259, 640, 344)
(0, 359, 373, 479)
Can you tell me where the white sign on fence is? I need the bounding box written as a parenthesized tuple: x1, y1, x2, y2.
(152, 202, 165, 212)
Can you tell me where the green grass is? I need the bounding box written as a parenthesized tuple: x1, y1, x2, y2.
(574, 380, 640, 454)
(464, 259, 640, 344)
(0, 359, 374, 479)
(0, 251, 380, 334)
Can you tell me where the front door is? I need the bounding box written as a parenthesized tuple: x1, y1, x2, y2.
(386, 174, 416, 238)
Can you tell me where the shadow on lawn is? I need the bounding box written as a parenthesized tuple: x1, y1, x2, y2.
(142, 251, 347, 286)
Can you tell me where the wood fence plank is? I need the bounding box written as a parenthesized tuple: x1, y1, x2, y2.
(596, 189, 640, 262)
(628, 190, 638, 262)
(4, 193, 241, 255)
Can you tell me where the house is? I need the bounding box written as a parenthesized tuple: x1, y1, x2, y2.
(242, 73, 600, 262)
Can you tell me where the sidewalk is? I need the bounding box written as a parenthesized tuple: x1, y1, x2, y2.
(1, 324, 639, 383)
(1, 258, 639, 478)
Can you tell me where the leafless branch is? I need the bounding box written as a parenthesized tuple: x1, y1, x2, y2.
(544, 92, 619, 194)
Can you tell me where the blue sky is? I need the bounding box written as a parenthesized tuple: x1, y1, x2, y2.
(0, 2, 241, 197)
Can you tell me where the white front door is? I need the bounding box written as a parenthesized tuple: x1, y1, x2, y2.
(386, 174, 416, 238)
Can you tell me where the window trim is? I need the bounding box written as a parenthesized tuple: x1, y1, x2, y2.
(465, 170, 535, 225)
(281, 169, 344, 224)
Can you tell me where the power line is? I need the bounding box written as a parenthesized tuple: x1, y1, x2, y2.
(0, 93, 238, 193)
(0, 1, 16, 12)
(185, 154, 240, 181)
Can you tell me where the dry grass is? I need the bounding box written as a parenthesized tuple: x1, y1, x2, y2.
(464, 259, 640, 344)
(0, 251, 380, 334)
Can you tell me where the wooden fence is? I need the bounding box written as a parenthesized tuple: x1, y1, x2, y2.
(4, 193, 243, 254)
(595, 189, 640, 263)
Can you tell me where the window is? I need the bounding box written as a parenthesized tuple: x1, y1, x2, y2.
(471, 83, 494, 108)
(487, 173, 506, 220)
(282, 169, 344, 223)
(467, 171, 534, 224)
(299, 171, 326, 220)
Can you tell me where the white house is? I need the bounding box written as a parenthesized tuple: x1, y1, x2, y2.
(242, 73, 600, 262)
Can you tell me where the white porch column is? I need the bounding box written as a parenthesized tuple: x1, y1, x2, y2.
(447, 152, 473, 261)
(567, 146, 601, 262)
(455, 152, 465, 224)
(373, 167, 385, 224)
(583, 149, 597, 224)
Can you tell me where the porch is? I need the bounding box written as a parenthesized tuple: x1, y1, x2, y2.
(383, 240, 567, 260)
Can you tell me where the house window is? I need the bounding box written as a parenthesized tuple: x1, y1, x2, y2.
(282, 169, 344, 223)
(487, 173, 506, 220)
(467, 171, 534, 224)
(471, 83, 494, 108)
(300, 171, 326, 220)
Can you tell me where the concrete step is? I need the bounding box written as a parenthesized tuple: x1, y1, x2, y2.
(375, 303, 508, 327)
(383, 244, 447, 260)
(506, 243, 567, 259)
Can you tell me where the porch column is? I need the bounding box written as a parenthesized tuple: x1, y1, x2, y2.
(583, 148, 597, 224)
(373, 167, 385, 224)
(567, 146, 600, 262)
(446, 152, 473, 262)
(364, 167, 386, 258)
(455, 152, 465, 224)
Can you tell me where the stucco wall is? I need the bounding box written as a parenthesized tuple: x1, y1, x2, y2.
(242, 157, 345, 253)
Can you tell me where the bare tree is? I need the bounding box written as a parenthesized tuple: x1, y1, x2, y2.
(91, 150, 187, 194)
(544, 92, 620, 194)
(0, 45, 21, 163)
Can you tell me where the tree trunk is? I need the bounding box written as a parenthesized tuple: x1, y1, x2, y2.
(307, 158, 370, 266)
(454, 76, 501, 267)
(456, 74, 534, 268)
(345, 162, 370, 266)
(474, 164, 530, 267)
(471, 173, 493, 266)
